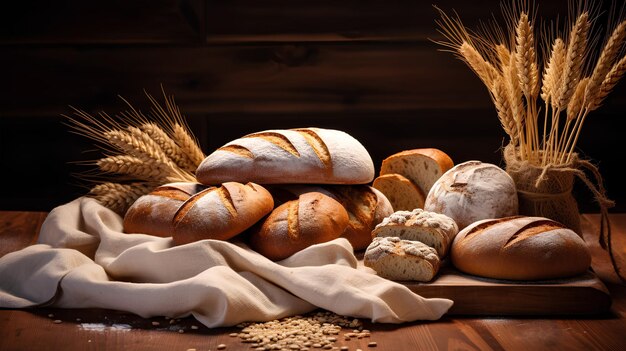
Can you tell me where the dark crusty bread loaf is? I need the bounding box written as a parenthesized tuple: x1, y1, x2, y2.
(123, 182, 207, 237)
(266, 184, 393, 251)
(195, 128, 375, 185)
(451, 216, 591, 280)
(173, 182, 274, 245)
(364, 236, 440, 282)
(249, 192, 349, 261)
(372, 173, 426, 211)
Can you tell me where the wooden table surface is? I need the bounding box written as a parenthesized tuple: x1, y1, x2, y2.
(1, 211, 625, 351)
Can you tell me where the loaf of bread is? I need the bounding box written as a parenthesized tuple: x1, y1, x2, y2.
(379, 148, 454, 195)
(196, 128, 375, 185)
(364, 236, 440, 282)
(425, 161, 518, 229)
(173, 182, 274, 245)
(451, 216, 591, 280)
(249, 192, 350, 261)
(123, 182, 207, 237)
(124, 181, 274, 245)
(372, 173, 425, 211)
(371, 209, 458, 257)
(267, 184, 393, 251)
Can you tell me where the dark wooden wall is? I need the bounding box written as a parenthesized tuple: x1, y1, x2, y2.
(0, 0, 623, 212)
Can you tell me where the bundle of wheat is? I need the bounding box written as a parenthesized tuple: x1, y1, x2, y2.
(66, 89, 205, 214)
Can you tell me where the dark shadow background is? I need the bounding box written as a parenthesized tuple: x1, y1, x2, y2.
(0, 0, 623, 212)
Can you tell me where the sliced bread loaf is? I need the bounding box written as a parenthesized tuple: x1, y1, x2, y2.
(364, 236, 440, 282)
(372, 173, 425, 211)
(372, 208, 459, 257)
(379, 148, 453, 195)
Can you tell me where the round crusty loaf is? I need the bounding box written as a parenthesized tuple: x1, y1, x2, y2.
(425, 160, 518, 229)
(364, 236, 440, 282)
(451, 216, 591, 280)
(373, 173, 426, 211)
(196, 128, 375, 185)
(123, 182, 207, 237)
(249, 192, 349, 261)
(173, 182, 274, 245)
(266, 185, 393, 251)
(372, 208, 458, 257)
(380, 148, 454, 195)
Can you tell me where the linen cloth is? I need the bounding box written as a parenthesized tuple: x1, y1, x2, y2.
(0, 197, 452, 327)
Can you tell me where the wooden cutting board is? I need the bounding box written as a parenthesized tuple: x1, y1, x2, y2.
(399, 262, 611, 316)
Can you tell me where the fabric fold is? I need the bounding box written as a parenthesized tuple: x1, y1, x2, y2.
(0, 197, 452, 326)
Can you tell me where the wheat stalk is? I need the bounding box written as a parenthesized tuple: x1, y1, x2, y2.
(172, 123, 205, 167)
(515, 13, 539, 99)
(496, 44, 511, 72)
(140, 123, 196, 173)
(492, 77, 519, 147)
(97, 155, 167, 180)
(555, 12, 590, 110)
(89, 182, 154, 214)
(585, 21, 626, 108)
(458, 41, 500, 90)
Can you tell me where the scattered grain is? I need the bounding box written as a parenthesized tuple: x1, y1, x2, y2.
(217, 344, 227, 350)
(367, 342, 377, 348)
(53, 320, 62, 324)
(151, 321, 160, 326)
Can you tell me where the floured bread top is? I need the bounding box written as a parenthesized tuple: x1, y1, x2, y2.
(365, 236, 438, 262)
(375, 208, 458, 235)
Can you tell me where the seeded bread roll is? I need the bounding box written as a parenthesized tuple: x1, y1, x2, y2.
(364, 237, 440, 282)
(372, 209, 458, 257)
(173, 182, 274, 245)
(380, 148, 454, 195)
(267, 184, 393, 251)
(249, 192, 350, 261)
(451, 216, 591, 280)
(425, 161, 518, 229)
(196, 128, 375, 185)
(123, 182, 208, 237)
(372, 173, 426, 211)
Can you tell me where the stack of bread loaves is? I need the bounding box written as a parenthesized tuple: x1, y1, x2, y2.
(124, 128, 393, 259)
(364, 208, 459, 282)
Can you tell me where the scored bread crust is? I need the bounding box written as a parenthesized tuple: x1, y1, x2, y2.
(364, 236, 440, 282)
(371, 208, 459, 257)
(380, 148, 454, 195)
(172, 182, 274, 245)
(372, 173, 426, 211)
(123, 182, 207, 237)
(266, 185, 393, 251)
(451, 216, 592, 280)
(196, 128, 375, 185)
(249, 192, 349, 261)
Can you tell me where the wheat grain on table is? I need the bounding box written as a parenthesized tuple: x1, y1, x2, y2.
(1, 212, 625, 350)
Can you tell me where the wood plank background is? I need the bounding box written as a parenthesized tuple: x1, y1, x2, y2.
(0, 0, 623, 212)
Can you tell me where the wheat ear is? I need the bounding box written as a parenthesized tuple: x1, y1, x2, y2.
(541, 38, 567, 103)
(567, 77, 591, 120)
(496, 43, 511, 72)
(97, 155, 167, 181)
(515, 13, 539, 98)
(586, 21, 626, 110)
(458, 41, 500, 88)
(555, 12, 590, 110)
(140, 123, 196, 173)
(592, 55, 626, 110)
(89, 182, 154, 214)
(172, 123, 205, 167)
(492, 77, 519, 146)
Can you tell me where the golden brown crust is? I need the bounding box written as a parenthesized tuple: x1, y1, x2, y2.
(381, 148, 454, 176)
(217, 145, 254, 158)
(372, 173, 425, 211)
(249, 192, 349, 261)
(123, 182, 207, 237)
(172, 182, 274, 245)
(451, 216, 591, 280)
(242, 131, 300, 157)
